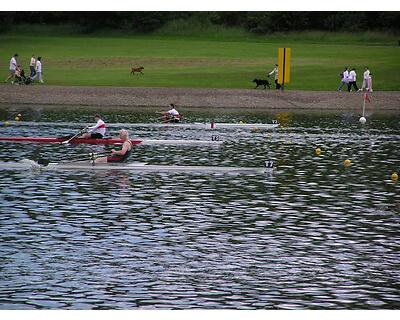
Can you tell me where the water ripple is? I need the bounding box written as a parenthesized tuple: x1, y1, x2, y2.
(0, 108, 399, 309)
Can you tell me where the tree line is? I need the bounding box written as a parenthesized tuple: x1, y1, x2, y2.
(0, 12, 399, 34)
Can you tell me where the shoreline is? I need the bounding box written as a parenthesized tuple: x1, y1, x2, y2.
(0, 85, 399, 110)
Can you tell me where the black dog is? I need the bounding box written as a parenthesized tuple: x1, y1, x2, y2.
(253, 78, 271, 89)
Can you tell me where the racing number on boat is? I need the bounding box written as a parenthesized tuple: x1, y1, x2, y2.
(212, 135, 221, 141)
(272, 120, 278, 124)
(265, 160, 274, 168)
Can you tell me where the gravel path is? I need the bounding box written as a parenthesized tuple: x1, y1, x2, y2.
(0, 85, 399, 110)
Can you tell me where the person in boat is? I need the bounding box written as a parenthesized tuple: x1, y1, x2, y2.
(95, 129, 133, 163)
(83, 114, 106, 139)
(160, 104, 182, 123)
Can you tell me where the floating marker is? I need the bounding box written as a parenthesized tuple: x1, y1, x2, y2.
(359, 117, 366, 124)
(315, 147, 321, 156)
(4, 121, 10, 126)
(344, 159, 351, 167)
(392, 172, 398, 183)
(14, 117, 20, 121)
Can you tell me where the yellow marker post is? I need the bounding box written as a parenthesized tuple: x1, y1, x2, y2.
(278, 48, 291, 90)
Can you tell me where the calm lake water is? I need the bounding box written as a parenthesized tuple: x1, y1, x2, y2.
(0, 106, 399, 309)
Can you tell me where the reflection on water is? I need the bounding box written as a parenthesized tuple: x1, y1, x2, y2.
(0, 107, 399, 309)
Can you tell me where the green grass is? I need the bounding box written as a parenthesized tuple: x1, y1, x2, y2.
(0, 28, 399, 90)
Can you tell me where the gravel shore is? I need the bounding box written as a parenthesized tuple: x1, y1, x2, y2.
(0, 85, 399, 110)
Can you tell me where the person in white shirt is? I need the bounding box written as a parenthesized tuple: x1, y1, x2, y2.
(347, 68, 359, 92)
(159, 104, 182, 123)
(268, 64, 281, 90)
(360, 67, 370, 91)
(4, 53, 18, 84)
(31, 56, 44, 83)
(367, 73, 373, 92)
(82, 114, 107, 139)
(29, 54, 36, 78)
(337, 67, 349, 91)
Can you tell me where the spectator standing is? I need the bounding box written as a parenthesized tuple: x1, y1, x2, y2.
(347, 68, 358, 92)
(4, 53, 18, 84)
(360, 66, 370, 91)
(29, 54, 36, 78)
(337, 67, 349, 91)
(32, 57, 44, 83)
(367, 73, 373, 92)
(268, 64, 281, 90)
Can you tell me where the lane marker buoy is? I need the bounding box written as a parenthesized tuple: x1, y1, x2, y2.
(344, 159, 351, 167)
(315, 147, 321, 156)
(392, 172, 398, 183)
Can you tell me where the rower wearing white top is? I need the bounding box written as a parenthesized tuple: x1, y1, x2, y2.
(159, 103, 182, 123)
(82, 114, 106, 139)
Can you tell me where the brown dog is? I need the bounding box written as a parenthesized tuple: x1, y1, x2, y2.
(130, 66, 144, 75)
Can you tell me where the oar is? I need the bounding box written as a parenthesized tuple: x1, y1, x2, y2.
(61, 127, 87, 144)
(161, 117, 173, 123)
(37, 152, 110, 166)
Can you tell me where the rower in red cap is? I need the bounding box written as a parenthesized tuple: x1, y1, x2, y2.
(82, 114, 106, 139)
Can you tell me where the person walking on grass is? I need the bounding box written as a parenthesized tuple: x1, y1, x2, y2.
(347, 68, 358, 92)
(31, 57, 44, 83)
(360, 66, 370, 91)
(4, 53, 18, 84)
(29, 54, 36, 78)
(337, 67, 349, 91)
(268, 64, 281, 90)
(367, 73, 373, 92)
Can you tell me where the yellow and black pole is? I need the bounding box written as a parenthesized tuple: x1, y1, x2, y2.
(278, 48, 291, 90)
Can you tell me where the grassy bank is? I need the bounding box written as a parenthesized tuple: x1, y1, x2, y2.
(0, 27, 399, 90)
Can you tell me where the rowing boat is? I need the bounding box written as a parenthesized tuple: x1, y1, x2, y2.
(0, 136, 137, 145)
(0, 160, 271, 174)
(112, 122, 280, 129)
(0, 136, 223, 146)
(1, 121, 279, 130)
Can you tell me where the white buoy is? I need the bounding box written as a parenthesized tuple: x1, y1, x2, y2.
(359, 117, 366, 124)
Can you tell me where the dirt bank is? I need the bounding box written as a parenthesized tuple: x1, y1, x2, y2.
(0, 85, 399, 110)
